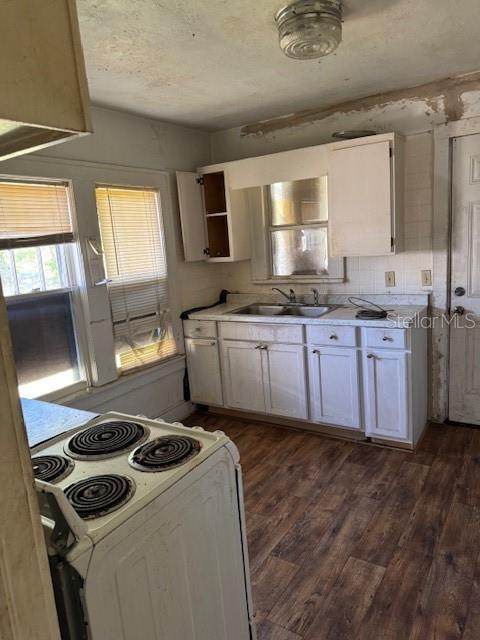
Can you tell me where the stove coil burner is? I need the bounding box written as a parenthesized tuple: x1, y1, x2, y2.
(32, 455, 74, 483)
(65, 421, 148, 460)
(65, 474, 134, 520)
(129, 435, 202, 472)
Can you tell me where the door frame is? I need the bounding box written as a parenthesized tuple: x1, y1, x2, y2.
(433, 116, 480, 422)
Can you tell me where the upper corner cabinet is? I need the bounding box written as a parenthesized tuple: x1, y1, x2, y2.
(328, 133, 404, 257)
(176, 167, 251, 263)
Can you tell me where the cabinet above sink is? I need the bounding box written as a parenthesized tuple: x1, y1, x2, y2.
(176, 132, 404, 266)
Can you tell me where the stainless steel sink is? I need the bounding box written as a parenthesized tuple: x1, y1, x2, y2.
(231, 304, 335, 318)
(231, 304, 288, 316)
(287, 305, 332, 318)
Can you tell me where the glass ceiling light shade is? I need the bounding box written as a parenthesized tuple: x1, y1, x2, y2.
(275, 0, 343, 60)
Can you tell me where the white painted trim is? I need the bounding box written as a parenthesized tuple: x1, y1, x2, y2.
(61, 355, 186, 407)
(0, 154, 184, 388)
(159, 401, 195, 423)
(432, 116, 480, 421)
(28, 153, 171, 177)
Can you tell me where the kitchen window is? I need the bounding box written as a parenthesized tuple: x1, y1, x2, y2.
(268, 177, 329, 277)
(95, 185, 177, 373)
(248, 175, 344, 283)
(0, 180, 84, 398)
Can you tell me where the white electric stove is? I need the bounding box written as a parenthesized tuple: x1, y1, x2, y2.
(32, 412, 256, 640)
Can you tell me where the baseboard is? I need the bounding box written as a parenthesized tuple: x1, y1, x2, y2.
(208, 406, 368, 443)
(159, 401, 195, 423)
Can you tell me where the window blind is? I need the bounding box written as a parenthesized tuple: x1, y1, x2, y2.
(95, 185, 177, 372)
(0, 181, 73, 249)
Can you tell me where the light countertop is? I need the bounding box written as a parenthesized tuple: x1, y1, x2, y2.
(22, 398, 96, 448)
(188, 299, 428, 329)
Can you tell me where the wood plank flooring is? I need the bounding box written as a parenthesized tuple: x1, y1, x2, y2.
(185, 413, 480, 639)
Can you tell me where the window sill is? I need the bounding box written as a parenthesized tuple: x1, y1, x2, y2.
(51, 354, 186, 406)
(33, 380, 88, 404)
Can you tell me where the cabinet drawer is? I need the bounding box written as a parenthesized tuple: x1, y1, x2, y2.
(307, 325, 357, 347)
(184, 319, 217, 339)
(219, 321, 303, 344)
(363, 327, 407, 350)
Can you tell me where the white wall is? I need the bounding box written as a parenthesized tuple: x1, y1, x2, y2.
(37, 106, 224, 312)
(1, 106, 221, 419)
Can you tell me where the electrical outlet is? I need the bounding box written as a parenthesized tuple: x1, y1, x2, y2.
(421, 269, 432, 287)
(385, 271, 395, 287)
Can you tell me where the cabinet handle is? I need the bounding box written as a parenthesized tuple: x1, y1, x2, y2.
(367, 353, 375, 359)
(194, 327, 201, 332)
(254, 344, 262, 349)
(329, 334, 338, 340)
(312, 349, 319, 354)
(382, 336, 393, 342)
(261, 345, 268, 350)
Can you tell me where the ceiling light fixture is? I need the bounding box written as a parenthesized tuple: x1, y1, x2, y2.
(275, 0, 343, 60)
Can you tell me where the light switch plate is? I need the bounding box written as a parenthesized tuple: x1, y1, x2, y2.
(385, 271, 395, 287)
(421, 269, 432, 286)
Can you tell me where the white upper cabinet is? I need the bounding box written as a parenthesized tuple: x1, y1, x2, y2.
(328, 134, 404, 257)
(0, 0, 92, 160)
(176, 167, 251, 263)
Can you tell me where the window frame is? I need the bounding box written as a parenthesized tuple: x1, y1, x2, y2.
(250, 181, 345, 284)
(95, 182, 177, 374)
(0, 158, 183, 396)
(0, 176, 89, 400)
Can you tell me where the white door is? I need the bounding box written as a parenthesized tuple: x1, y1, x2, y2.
(308, 346, 361, 428)
(220, 340, 265, 413)
(262, 343, 307, 419)
(328, 140, 393, 257)
(176, 171, 207, 261)
(449, 134, 480, 423)
(363, 350, 409, 440)
(185, 338, 223, 406)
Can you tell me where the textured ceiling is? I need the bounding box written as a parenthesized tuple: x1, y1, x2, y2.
(77, 0, 480, 130)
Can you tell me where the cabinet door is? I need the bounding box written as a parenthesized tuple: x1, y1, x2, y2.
(176, 171, 208, 261)
(221, 340, 265, 413)
(329, 140, 393, 257)
(363, 350, 409, 440)
(308, 346, 361, 428)
(262, 344, 307, 419)
(185, 338, 223, 406)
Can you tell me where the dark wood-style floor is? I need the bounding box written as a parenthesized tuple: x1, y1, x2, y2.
(185, 412, 480, 640)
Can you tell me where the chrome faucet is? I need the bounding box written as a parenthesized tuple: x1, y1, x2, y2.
(311, 287, 320, 306)
(272, 287, 297, 303)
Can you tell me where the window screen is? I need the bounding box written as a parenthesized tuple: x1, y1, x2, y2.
(95, 185, 177, 373)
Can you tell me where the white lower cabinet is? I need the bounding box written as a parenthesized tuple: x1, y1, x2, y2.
(363, 349, 409, 441)
(185, 338, 223, 406)
(263, 343, 308, 419)
(221, 340, 266, 413)
(185, 319, 427, 448)
(221, 340, 307, 419)
(308, 346, 361, 428)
